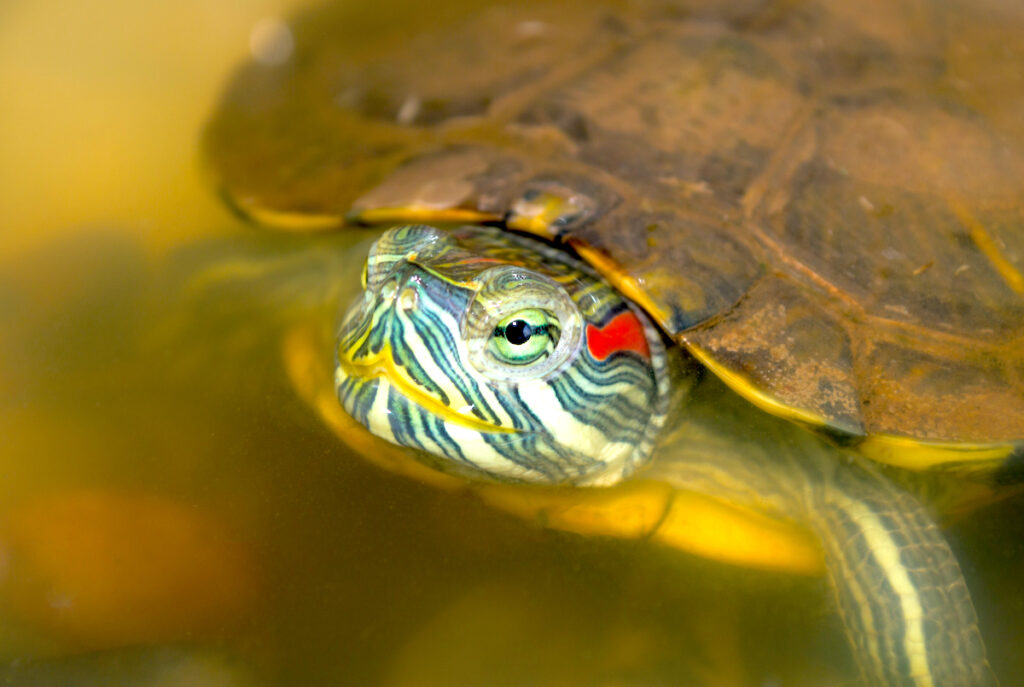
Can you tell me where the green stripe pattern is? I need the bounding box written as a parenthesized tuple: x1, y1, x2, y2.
(815, 463, 995, 687)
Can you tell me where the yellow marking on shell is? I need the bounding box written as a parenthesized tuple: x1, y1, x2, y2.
(234, 199, 344, 231)
(352, 206, 501, 226)
(949, 197, 1024, 294)
(859, 434, 1016, 471)
(505, 214, 554, 236)
(834, 494, 934, 687)
(569, 241, 674, 327)
(506, 192, 580, 238)
(686, 342, 833, 429)
(337, 346, 519, 435)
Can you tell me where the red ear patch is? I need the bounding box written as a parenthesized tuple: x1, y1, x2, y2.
(585, 311, 651, 362)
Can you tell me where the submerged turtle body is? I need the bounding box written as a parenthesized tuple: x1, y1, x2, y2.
(204, 0, 1024, 685)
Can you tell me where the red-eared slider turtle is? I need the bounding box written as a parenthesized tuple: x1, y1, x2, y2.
(204, 0, 1024, 684)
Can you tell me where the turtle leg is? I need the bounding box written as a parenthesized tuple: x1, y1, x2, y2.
(652, 451, 997, 686)
(806, 459, 996, 687)
(644, 374, 997, 687)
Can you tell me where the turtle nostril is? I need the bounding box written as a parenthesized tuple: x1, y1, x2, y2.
(380, 281, 398, 301)
(399, 287, 418, 312)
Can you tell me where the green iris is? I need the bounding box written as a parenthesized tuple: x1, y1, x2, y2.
(490, 309, 559, 365)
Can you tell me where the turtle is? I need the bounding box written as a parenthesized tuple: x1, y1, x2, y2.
(202, 0, 1024, 684)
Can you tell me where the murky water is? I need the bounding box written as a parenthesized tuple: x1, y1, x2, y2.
(1, 1, 1023, 685)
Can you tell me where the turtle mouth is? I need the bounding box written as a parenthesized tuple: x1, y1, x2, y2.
(336, 348, 518, 435)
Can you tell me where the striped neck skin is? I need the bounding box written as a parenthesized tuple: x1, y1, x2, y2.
(336, 225, 671, 486)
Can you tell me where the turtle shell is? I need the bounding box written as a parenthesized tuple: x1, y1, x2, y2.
(204, 0, 1024, 460)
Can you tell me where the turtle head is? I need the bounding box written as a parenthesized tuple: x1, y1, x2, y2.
(336, 225, 670, 486)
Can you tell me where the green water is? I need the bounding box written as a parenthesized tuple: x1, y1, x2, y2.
(1, 1, 1022, 685)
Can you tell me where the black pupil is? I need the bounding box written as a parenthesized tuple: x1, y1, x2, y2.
(504, 319, 533, 345)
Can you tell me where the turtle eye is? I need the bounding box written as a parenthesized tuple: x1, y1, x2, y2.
(489, 309, 560, 365)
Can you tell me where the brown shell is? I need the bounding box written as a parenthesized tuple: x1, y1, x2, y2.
(204, 0, 1024, 445)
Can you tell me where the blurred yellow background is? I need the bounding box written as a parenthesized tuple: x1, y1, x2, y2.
(0, 0, 309, 259)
